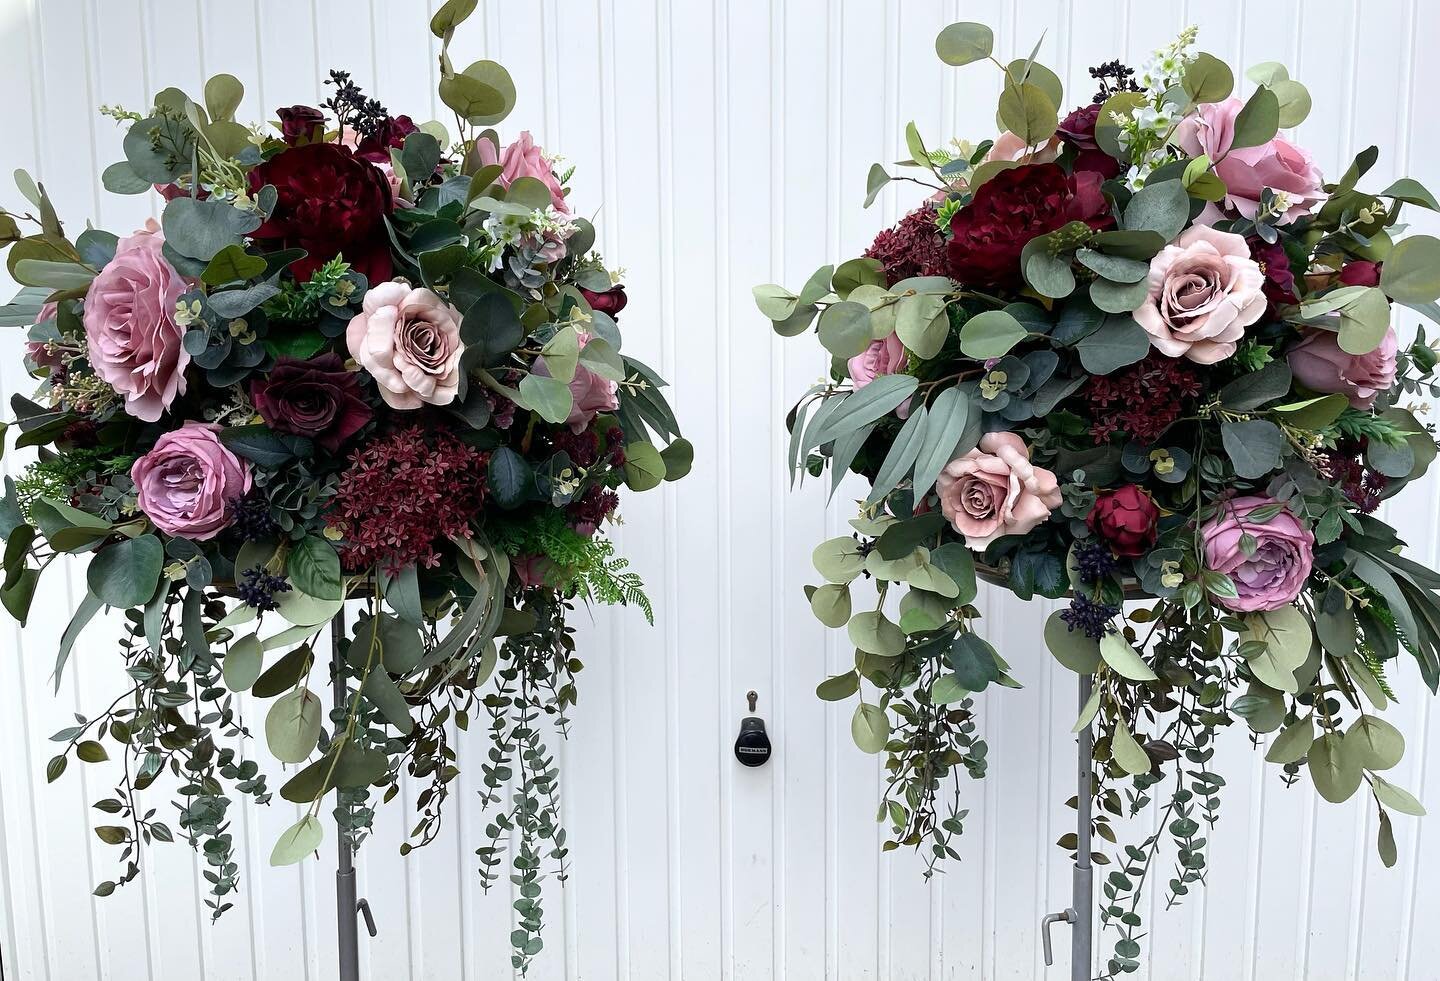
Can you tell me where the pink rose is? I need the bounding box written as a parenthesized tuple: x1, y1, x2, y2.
(1287, 324, 1397, 409)
(847, 331, 907, 389)
(346, 282, 464, 410)
(532, 331, 619, 434)
(1135, 225, 1266, 365)
(985, 131, 1061, 165)
(1176, 97, 1325, 224)
(936, 431, 1062, 549)
(131, 422, 251, 540)
(1202, 496, 1314, 612)
(514, 554, 557, 588)
(83, 224, 189, 421)
(476, 131, 569, 214)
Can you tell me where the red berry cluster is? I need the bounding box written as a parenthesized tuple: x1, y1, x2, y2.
(864, 207, 950, 286)
(1083, 353, 1203, 445)
(1317, 440, 1388, 513)
(326, 426, 489, 574)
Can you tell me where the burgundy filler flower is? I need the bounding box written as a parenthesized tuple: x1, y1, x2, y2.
(247, 142, 394, 283)
(1247, 235, 1298, 313)
(249, 353, 372, 452)
(580, 284, 629, 318)
(947, 163, 1113, 290)
(1087, 485, 1160, 557)
(865, 207, 950, 286)
(1084, 352, 1203, 445)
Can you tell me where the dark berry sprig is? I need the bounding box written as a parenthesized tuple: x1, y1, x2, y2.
(236, 566, 292, 611)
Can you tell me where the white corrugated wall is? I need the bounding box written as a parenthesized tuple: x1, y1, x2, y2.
(2, 0, 1439, 978)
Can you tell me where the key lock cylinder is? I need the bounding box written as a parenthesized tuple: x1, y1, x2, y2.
(733, 690, 772, 767)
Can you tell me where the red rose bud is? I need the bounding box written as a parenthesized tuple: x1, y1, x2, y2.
(581, 284, 628, 318)
(1086, 485, 1159, 558)
(1338, 260, 1382, 287)
(276, 105, 327, 146)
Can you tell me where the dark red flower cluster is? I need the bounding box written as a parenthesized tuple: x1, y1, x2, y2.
(1247, 236, 1298, 313)
(1084, 352, 1203, 444)
(550, 423, 626, 470)
(947, 163, 1114, 289)
(568, 485, 620, 537)
(326, 427, 489, 573)
(865, 207, 950, 286)
(1317, 439, 1388, 513)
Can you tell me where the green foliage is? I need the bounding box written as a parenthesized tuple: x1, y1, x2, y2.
(490, 509, 653, 623)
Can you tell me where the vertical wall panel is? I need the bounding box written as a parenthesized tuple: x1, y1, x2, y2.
(3, 2, 1440, 979)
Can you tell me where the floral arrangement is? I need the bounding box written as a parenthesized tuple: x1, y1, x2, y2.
(0, 0, 686, 969)
(756, 22, 1440, 976)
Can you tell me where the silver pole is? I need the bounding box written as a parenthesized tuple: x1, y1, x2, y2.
(332, 607, 361, 981)
(1072, 673, 1094, 981)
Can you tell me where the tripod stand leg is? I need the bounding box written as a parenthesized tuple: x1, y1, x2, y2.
(1072, 674, 1094, 981)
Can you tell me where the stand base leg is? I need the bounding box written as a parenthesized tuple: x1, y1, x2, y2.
(1072, 675, 1095, 981)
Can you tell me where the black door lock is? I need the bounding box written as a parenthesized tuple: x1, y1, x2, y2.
(733, 690, 772, 767)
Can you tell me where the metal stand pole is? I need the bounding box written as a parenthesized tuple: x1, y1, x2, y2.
(1041, 672, 1094, 980)
(332, 607, 364, 981)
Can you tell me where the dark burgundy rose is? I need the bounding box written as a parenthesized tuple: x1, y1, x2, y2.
(1086, 485, 1159, 558)
(277, 106, 327, 146)
(249, 353, 372, 452)
(1058, 104, 1122, 179)
(1339, 260, 1382, 287)
(247, 142, 394, 283)
(947, 163, 1114, 289)
(1247, 236, 1298, 312)
(355, 115, 420, 163)
(580, 284, 628, 318)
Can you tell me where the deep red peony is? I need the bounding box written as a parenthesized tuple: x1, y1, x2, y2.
(249, 353, 373, 453)
(947, 163, 1113, 289)
(580, 284, 629, 318)
(1086, 485, 1160, 557)
(247, 142, 394, 284)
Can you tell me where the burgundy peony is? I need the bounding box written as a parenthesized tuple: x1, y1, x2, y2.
(947, 163, 1113, 289)
(581, 285, 628, 318)
(1057, 104, 1122, 179)
(276, 106, 326, 145)
(1087, 485, 1160, 558)
(247, 142, 394, 283)
(249, 353, 372, 452)
(354, 115, 419, 163)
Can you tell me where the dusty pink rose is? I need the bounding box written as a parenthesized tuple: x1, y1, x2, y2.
(476, 131, 569, 214)
(985, 131, 1061, 164)
(1176, 97, 1325, 224)
(847, 331, 908, 389)
(1201, 496, 1314, 612)
(346, 282, 464, 409)
(1135, 225, 1266, 364)
(514, 554, 557, 588)
(532, 331, 619, 434)
(82, 224, 189, 421)
(1287, 324, 1398, 409)
(936, 431, 1062, 549)
(131, 422, 251, 540)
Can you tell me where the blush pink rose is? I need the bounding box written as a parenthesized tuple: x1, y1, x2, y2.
(847, 331, 908, 389)
(476, 131, 570, 214)
(936, 431, 1062, 549)
(131, 422, 251, 540)
(1201, 495, 1314, 612)
(82, 224, 189, 421)
(1287, 323, 1398, 409)
(532, 331, 619, 434)
(1176, 97, 1325, 224)
(985, 131, 1062, 165)
(1135, 225, 1266, 364)
(346, 282, 464, 409)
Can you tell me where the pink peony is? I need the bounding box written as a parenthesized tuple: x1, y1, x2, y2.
(131, 422, 251, 540)
(847, 331, 908, 389)
(82, 223, 189, 421)
(1175, 97, 1325, 224)
(476, 131, 570, 214)
(936, 431, 1062, 549)
(1201, 496, 1314, 612)
(346, 282, 464, 410)
(532, 331, 619, 434)
(1134, 225, 1266, 364)
(1287, 324, 1398, 409)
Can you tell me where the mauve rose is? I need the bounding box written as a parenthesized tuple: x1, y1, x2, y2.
(847, 331, 907, 389)
(346, 282, 465, 410)
(1339, 260, 1382, 287)
(1135, 225, 1266, 365)
(476, 131, 570, 213)
(83, 223, 189, 422)
(250, 353, 373, 451)
(1287, 324, 1398, 409)
(581, 285, 628, 318)
(1087, 485, 1159, 558)
(936, 431, 1062, 550)
(532, 331, 619, 434)
(1202, 496, 1314, 612)
(276, 105, 326, 145)
(1176, 97, 1325, 223)
(131, 422, 251, 540)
